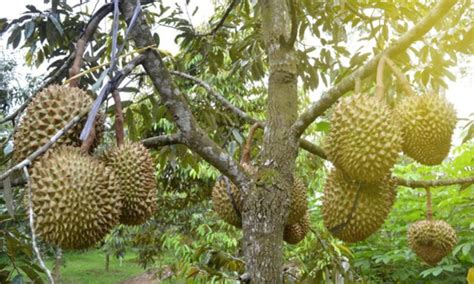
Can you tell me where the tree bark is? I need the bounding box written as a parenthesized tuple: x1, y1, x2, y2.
(241, 0, 298, 282)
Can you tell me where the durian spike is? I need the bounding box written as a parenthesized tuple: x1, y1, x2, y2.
(426, 188, 433, 221)
(241, 121, 263, 164)
(384, 57, 416, 97)
(112, 90, 125, 146)
(375, 56, 386, 100)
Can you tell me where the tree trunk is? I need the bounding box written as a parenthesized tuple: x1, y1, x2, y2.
(53, 247, 62, 283)
(241, 0, 298, 283)
(105, 253, 110, 272)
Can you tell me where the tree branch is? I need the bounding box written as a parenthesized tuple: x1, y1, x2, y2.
(394, 176, 474, 188)
(170, 71, 257, 124)
(141, 133, 183, 148)
(292, 0, 458, 137)
(121, 0, 251, 192)
(195, 0, 240, 37)
(298, 139, 327, 160)
(69, 2, 115, 87)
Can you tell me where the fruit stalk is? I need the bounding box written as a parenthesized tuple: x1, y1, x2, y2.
(425, 188, 433, 221)
(384, 57, 416, 97)
(112, 90, 125, 146)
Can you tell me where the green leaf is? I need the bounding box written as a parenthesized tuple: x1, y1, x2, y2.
(23, 21, 35, 40)
(18, 265, 42, 283)
(48, 15, 63, 36)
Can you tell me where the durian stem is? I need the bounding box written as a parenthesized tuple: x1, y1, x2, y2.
(375, 56, 386, 100)
(112, 90, 125, 146)
(384, 57, 416, 97)
(80, 121, 97, 154)
(241, 122, 263, 164)
(425, 188, 433, 221)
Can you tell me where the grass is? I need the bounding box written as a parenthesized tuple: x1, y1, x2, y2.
(43, 250, 147, 284)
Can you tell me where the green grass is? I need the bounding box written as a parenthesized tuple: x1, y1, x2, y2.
(43, 250, 147, 284)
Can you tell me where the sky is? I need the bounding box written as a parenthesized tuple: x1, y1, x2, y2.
(0, 0, 472, 145)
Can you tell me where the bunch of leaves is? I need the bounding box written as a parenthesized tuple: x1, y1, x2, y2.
(0, 211, 45, 283)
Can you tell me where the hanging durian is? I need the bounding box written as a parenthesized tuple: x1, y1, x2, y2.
(102, 142, 157, 225)
(325, 94, 402, 183)
(408, 220, 457, 266)
(13, 85, 104, 162)
(30, 146, 120, 249)
(395, 93, 456, 165)
(284, 212, 310, 244)
(322, 169, 396, 243)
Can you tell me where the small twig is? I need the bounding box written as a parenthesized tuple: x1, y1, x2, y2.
(23, 167, 54, 284)
(241, 122, 264, 164)
(112, 90, 125, 146)
(384, 57, 416, 97)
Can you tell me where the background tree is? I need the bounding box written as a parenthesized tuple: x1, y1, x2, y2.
(0, 0, 473, 283)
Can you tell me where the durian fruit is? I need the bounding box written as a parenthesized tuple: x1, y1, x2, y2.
(30, 146, 120, 249)
(211, 164, 254, 228)
(322, 169, 396, 243)
(408, 220, 457, 266)
(286, 178, 308, 225)
(395, 93, 456, 165)
(326, 94, 402, 183)
(284, 212, 310, 244)
(212, 165, 308, 227)
(13, 85, 104, 162)
(102, 142, 157, 225)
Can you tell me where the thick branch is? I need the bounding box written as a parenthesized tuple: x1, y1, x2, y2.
(292, 0, 458, 137)
(170, 71, 257, 124)
(141, 133, 183, 148)
(121, 0, 251, 192)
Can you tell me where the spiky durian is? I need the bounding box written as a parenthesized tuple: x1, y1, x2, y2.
(211, 164, 254, 228)
(326, 94, 402, 183)
(31, 147, 120, 249)
(408, 220, 457, 266)
(102, 142, 157, 225)
(287, 178, 308, 225)
(284, 212, 310, 244)
(322, 169, 396, 243)
(13, 85, 104, 162)
(395, 93, 456, 165)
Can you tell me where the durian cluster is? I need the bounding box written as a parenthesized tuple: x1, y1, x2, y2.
(212, 164, 310, 244)
(323, 89, 457, 250)
(15, 85, 157, 249)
